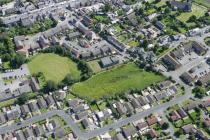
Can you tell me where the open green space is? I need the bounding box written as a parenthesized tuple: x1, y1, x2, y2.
(71, 63, 165, 100)
(87, 60, 101, 73)
(193, 0, 210, 8)
(177, 3, 207, 23)
(28, 53, 81, 84)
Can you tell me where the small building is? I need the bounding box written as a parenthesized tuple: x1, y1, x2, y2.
(100, 56, 119, 68)
(45, 95, 55, 106)
(170, 1, 192, 12)
(37, 97, 48, 108)
(147, 116, 158, 126)
(136, 122, 148, 131)
(122, 126, 137, 139)
(156, 21, 165, 30)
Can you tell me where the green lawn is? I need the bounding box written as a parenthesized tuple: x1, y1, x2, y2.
(128, 41, 140, 47)
(177, 3, 207, 23)
(88, 60, 101, 73)
(28, 53, 81, 84)
(193, 0, 210, 8)
(71, 63, 165, 100)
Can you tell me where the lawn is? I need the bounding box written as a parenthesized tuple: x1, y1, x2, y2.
(71, 63, 166, 100)
(177, 3, 207, 23)
(128, 41, 140, 47)
(193, 0, 210, 8)
(28, 53, 81, 84)
(88, 60, 101, 73)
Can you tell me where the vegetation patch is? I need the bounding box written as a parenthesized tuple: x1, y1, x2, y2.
(71, 63, 165, 100)
(176, 3, 207, 23)
(28, 53, 81, 84)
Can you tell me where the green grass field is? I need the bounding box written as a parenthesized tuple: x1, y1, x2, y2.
(28, 53, 81, 84)
(177, 3, 207, 23)
(71, 63, 165, 100)
(193, 0, 210, 8)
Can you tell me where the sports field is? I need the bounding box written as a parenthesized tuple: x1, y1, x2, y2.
(28, 53, 81, 83)
(71, 63, 165, 100)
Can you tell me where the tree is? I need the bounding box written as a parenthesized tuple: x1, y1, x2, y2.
(63, 74, 75, 85)
(44, 80, 57, 93)
(16, 94, 28, 105)
(188, 15, 197, 22)
(161, 122, 169, 130)
(10, 53, 26, 69)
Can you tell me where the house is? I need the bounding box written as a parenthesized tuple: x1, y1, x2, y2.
(72, 105, 86, 113)
(158, 80, 172, 90)
(180, 72, 195, 85)
(54, 90, 66, 101)
(115, 102, 126, 116)
(162, 54, 181, 70)
(183, 103, 197, 112)
(170, 111, 181, 121)
(170, 1, 192, 12)
(28, 101, 39, 112)
(145, 13, 157, 21)
(52, 128, 66, 138)
(136, 122, 148, 131)
(203, 118, 210, 128)
(198, 72, 210, 85)
(148, 129, 158, 138)
(45, 95, 55, 106)
(81, 118, 91, 129)
(38, 36, 50, 48)
(138, 96, 149, 106)
(49, 120, 60, 129)
(6, 109, 20, 121)
(156, 21, 165, 30)
(112, 133, 126, 140)
(130, 98, 141, 109)
(23, 127, 34, 139)
(68, 32, 81, 40)
(170, 48, 185, 60)
(81, 16, 93, 27)
(124, 102, 134, 114)
(127, 12, 138, 26)
(177, 108, 188, 118)
(20, 104, 30, 115)
(146, 94, 156, 104)
(75, 110, 89, 120)
(147, 116, 158, 126)
(201, 99, 210, 110)
(122, 126, 137, 139)
(67, 99, 81, 108)
(182, 124, 196, 134)
(0, 113, 6, 124)
(15, 130, 26, 140)
(33, 125, 44, 137)
(96, 109, 112, 122)
(107, 36, 126, 52)
(191, 41, 207, 55)
(100, 56, 119, 68)
(37, 97, 47, 108)
(30, 77, 40, 92)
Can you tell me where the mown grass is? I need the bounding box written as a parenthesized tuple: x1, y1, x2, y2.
(28, 53, 81, 84)
(71, 63, 166, 100)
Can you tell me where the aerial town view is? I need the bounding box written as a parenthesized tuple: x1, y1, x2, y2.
(0, 0, 209, 139)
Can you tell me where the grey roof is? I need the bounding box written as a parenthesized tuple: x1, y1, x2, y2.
(37, 98, 47, 108)
(115, 102, 126, 115)
(23, 127, 34, 139)
(75, 110, 89, 120)
(81, 118, 91, 128)
(45, 95, 55, 106)
(20, 104, 30, 115)
(49, 120, 60, 129)
(67, 99, 80, 108)
(122, 126, 137, 138)
(28, 101, 39, 112)
(33, 125, 44, 137)
(15, 130, 26, 140)
(136, 122, 148, 130)
(52, 128, 66, 138)
(124, 102, 134, 114)
(112, 133, 125, 140)
(130, 98, 141, 108)
(0, 113, 6, 124)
